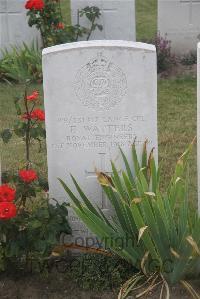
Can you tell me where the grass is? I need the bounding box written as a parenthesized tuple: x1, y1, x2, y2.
(60, 0, 71, 24)
(136, 0, 157, 41)
(0, 76, 197, 207)
(158, 77, 197, 207)
(0, 83, 47, 178)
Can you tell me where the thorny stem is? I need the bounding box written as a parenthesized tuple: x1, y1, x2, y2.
(86, 15, 95, 41)
(24, 87, 31, 169)
(39, 26, 46, 48)
(75, 9, 80, 42)
(39, 10, 48, 48)
(30, 119, 39, 129)
(58, 0, 63, 22)
(30, 102, 36, 114)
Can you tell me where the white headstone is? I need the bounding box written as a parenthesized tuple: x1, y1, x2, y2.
(158, 0, 200, 54)
(42, 40, 158, 245)
(197, 42, 200, 214)
(0, 0, 41, 55)
(71, 0, 136, 41)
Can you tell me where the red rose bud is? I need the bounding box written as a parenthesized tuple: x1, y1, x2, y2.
(0, 184, 16, 202)
(57, 22, 65, 30)
(26, 91, 39, 101)
(30, 109, 45, 121)
(0, 202, 17, 220)
(19, 169, 38, 183)
(25, 0, 44, 10)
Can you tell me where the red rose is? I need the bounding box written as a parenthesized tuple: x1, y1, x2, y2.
(19, 169, 38, 183)
(0, 202, 17, 220)
(27, 91, 39, 101)
(30, 109, 45, 121)
(25, 0, 32, 9)
(25, 0, 44, 10)
(0, 185, 16, 202)
(56, 22, 65, 30)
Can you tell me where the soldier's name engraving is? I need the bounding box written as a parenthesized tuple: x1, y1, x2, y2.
(52, 113, 152, 150)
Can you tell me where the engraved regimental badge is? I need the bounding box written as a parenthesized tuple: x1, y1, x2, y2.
(74, 53, 127, 111)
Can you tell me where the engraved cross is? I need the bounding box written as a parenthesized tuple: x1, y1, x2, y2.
(85, 153, 112, 209)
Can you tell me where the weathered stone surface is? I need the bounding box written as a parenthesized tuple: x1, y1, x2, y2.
(42, 40, 158, 244)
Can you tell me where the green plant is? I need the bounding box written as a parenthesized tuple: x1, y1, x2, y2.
(0, 84, 45, 168)
(0, 43, 42, 83)
(68, 253, 135, 291)
(155, 33, 176, 73)
(0, 83, 71, 273)
(181, 51, 197, 66)
(0, 194, 70, 273)
(59, 6, 102, 43)
(78, 6, 103, 41)
(25, 0, 102, 47)
(26, 0, 63, 47)
(0, 5, 102, 83)
(60, 141, 200, 298)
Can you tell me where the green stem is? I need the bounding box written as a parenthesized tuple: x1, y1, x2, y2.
(39, 26, 46, 48)
(75, 9, 80, 42)
(24, 88, 31, 169)
(86, 16, 95, 41)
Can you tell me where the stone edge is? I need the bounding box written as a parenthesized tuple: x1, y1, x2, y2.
(42, 40, 155, 56)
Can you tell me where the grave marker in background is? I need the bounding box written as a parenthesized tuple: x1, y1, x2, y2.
(42, 40, 158, 244)
(71, 0, 136, 41)
(158, 0, 200, 54)
(0, 0, 40, 56)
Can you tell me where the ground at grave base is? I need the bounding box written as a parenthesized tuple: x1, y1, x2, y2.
(0, 274, 199, 299)
(159, 63, 196, 80)
(0, 274, 116, 299)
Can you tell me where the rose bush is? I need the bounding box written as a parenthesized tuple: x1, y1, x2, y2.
(19, 169, 38, 184)
(0, 185, 17, 220)
(0, 202, 17, 220)
(26, 90, 39, 101)
(1, 84, 46, 168)
(25, 0, 45, 10)
(0, 185, 16, 203)
(25, 0, 102, 47)
(0, 84, 71, 273)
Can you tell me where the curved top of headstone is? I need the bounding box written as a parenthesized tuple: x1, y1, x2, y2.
(42, 40, 155, 56)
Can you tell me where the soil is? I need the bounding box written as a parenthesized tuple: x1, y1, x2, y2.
(0, 273, 199, 299)
(138, 281, 200, 299)
(0, 273, 116, 299)
(159, 63, 196, 79)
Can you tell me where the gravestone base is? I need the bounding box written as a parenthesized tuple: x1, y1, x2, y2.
(62, 207, 115, 250)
